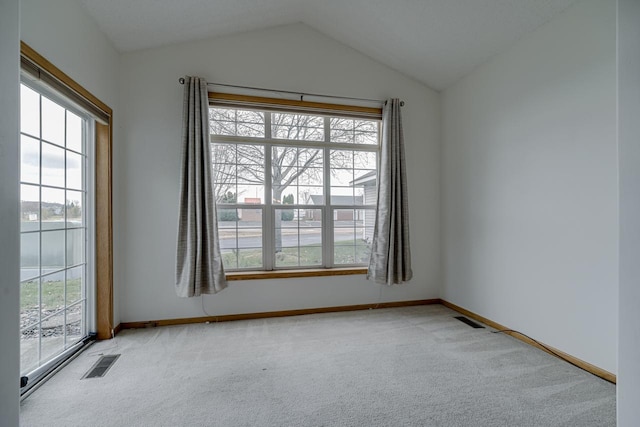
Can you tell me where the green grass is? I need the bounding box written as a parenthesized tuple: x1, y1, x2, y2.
(223, 240, 371, 269)
(20, 277, 82, 311)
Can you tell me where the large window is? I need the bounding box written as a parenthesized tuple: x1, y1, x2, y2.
(210, 98, 380, 271)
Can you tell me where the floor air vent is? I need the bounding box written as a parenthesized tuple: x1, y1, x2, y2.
(83, 354, 120, 379)
(454, 316, 485, 329)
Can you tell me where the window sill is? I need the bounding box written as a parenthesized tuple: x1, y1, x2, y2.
(226, 267, 367, 281)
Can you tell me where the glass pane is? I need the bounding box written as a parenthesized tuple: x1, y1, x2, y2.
(333, 207, 373, 266)
(211, 143, 236, 164)
(334, 210, 356, 228)
(334, 225, 356, 245)
(330, 150, 353, 169)
(21, 279, 40, 321)
(297, 148, 323, 167)
(21, 184, 40, 232)
(298, 168, 323, 186)
(41, 142, 65, 188)
(21, 84, 40, 137)
(66, 151, 83, 190)
(330, 189, 358, 205)
(330, 168, 353, 187)
(354, 151, 377, 170)
(21, 135, 40, 184)
(355, 233, 373, 264)
(20, 233, 39, 281)
(65, 305, 83, 345)
(237, 229, 262, 249)
(272, 146, 324, 205)
(274, 209, 322, 267)
(66, 266, 83, 306)
(297, 186, 322, 206)
(272, 113, 324, 141)
(334, 244, 356, 265)
(66, 111, 83, 152)
(20, 324, 40, 374)
(66, 229, 84, 267)
(41, 187, 65, 228)
(218, 207, 240, 224)
(40, 311, 65, 363)
(236, 185, 265, 204)
(330, 118, 379, 145)
(218, 209, 263, 270)
(237, 249, 263, 269)
(210, 108, 265, 137)
(66, 190, 83, 227)
(221, 249, 238, 270)
(237, 145, 265, 180)
(275, 246, 322, 268)
(41, 270, 65, 313)
(41, 230, 65, 272)
(238, 208, 262, 226)
(214, 182, 237, 204)
(41, 96, 65, 146)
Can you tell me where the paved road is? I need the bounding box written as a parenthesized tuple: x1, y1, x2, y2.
(220, 228, 358, 249)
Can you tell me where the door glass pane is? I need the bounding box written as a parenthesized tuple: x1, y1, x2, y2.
(41, 96, 65, 145)
(20, 233, 39, 281)
(21, 85, 40, 137)
(66, 111, 83, 152)
(41, 187, 65, 229)
(66, 190, 83, 226)
(66, 151, 83, 190)
(20, 184, 40, 233)
(41, 142, 65, 188)
(21, 135, 40, 184)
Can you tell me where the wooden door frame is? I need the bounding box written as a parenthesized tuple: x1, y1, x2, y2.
(20, 42, 114, 340)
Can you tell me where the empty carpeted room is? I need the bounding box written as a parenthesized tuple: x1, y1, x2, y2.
(1, 0, 640, 426)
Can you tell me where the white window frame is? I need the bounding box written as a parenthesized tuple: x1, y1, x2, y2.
(18, 78, 96, 381)
(210, 97, 381, 272)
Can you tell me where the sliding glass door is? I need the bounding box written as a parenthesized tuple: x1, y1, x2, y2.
(19, 80, 94, 380)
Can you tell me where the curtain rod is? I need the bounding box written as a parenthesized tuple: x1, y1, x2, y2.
(178, 78, 404, 107)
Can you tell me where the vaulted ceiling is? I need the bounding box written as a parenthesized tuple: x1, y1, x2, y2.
(78, 0, 579, 90)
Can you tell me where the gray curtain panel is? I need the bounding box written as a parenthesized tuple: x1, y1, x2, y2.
(175, 76, 227, 297)
(367, 98, 413, 285)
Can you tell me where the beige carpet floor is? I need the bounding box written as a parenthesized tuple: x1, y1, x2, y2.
(19, 305, 616, 426)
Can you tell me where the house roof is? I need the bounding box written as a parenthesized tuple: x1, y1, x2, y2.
(351, 170, 377, 186)
(78, 0, 578, 90)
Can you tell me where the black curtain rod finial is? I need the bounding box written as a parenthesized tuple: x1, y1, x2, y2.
(179, 77, 185, 84)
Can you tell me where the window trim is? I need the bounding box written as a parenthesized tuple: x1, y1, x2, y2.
(226, 267, 367, 281)
(21, 42, 114, 340)
(210, 93, 381, 274)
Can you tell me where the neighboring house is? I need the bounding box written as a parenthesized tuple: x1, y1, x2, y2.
(351, 171, 377, 242)
(308, 195, 363, 221)
(240, 197, 261, 221)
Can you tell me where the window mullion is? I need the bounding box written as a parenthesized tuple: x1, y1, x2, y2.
(264, 118, 273, 270)
(264, 111, 272, 139)
(324, 145, 333, 268)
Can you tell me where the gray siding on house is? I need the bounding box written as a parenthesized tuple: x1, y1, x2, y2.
(363, 183, 376, 242)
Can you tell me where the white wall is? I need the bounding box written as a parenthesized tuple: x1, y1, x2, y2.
(442, 0, 617, 373)
(20, 0, 121, 324)
(117, 23, 440, 322)
(617, 0, 640, 423)
(0, 0, 21, 424)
